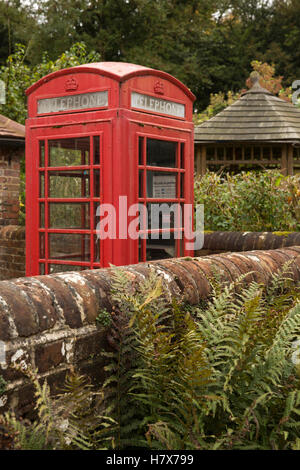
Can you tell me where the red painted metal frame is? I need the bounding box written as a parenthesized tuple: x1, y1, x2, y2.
(25, 63, 195, 276)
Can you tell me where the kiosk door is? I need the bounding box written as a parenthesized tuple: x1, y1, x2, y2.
(27, 122, 112, 276)
(133, 124, 193, 262)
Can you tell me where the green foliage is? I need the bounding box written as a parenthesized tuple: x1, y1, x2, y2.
(110, 267, 295, 450)
(0, 41, 101, 124)
(193, 59, 292, 124)
(101, 267, 212, 449)
(184, 264, 300, 450)
(0, 366, 116, 450)
(0, 376, 6, 396)
(194, 90, 240, 125)
(99, 268, 150, 449)
(194, 170, 300, 232)
(1, 1, 300, 111)
(0, 41, 100, 225)
(99, 264, 300, 450)
(2, 264, 300, 450)
(96, 309, 112, 328)
(0, 0, 35, 66)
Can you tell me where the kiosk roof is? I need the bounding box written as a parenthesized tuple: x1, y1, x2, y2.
(26, 62, 195, 101)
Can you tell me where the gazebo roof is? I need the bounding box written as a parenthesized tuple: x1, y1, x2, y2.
(194, 74, 300, 144)
(0, 113, 25, 143)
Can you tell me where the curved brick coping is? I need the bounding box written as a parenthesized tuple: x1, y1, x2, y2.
(1, 246, 300, 341)
(1, 246, 300, 416)
(0, 225, 25, 240)
(196, 231, 300, 254)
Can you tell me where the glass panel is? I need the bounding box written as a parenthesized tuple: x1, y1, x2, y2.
(93, 136, 100, 164)
(94, 235, 100, 263)
(146, 139, 176, 168)
(146, 238, 176, 261)
(49, 170, 90, 198)
(40, 173, 45, 197)
(39, 264, 45, 275)
(138, 239, 144, 262)
(39, 233, 45, 258)
(147, 171, 177, 199)
(49, 264, 87, 274)
(180, 174, 184, 198)
(139, 137, 144, 165)
(93, 169, 100, 197)
(49, 202, 90, 229)
(39, 141, 45, 167)
(49, 233, 90, 261)
(179, 238, 184, 257)
(138, 202, 147, 232)
(147, 202, 181, 231)
(40, 203, 45, 228)
(139, 170, 144, 198)
(49, 137, 90, 166)
(180, 143, 185, 168)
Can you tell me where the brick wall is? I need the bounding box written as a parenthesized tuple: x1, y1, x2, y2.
(0, 146, 22, 226)
(195, 231, 300, 256)
(0, 228, 300, 282)
(0, 225, 25, 280)
(0, 246, 300, 417)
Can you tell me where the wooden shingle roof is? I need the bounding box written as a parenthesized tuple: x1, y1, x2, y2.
(0, 113, 25, 142)
(194, 74, 300, 143)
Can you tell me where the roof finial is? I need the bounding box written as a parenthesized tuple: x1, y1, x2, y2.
(250, 71, 260, 86)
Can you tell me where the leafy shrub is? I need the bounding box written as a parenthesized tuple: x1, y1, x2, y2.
(194, 170, 300, 231)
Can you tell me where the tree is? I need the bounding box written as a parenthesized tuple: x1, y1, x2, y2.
(194, 59, 293, 124)
(257, 0, 300, 88)
(0, 0, 36, 65)
(1, 0, 300, 114)
(0, 42, 101, 124)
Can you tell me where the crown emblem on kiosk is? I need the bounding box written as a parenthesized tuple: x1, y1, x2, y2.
(154, 81, 164, 95)
(65, 77, 78, 91)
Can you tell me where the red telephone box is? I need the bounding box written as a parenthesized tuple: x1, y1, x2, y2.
(25, 62, 195, 276)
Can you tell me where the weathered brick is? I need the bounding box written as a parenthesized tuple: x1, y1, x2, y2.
(73, 330, 107, 362)
(35, 341, 65, 373)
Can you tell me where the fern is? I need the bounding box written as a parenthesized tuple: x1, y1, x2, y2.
(2, 261, 300, 450)
(100, 267, 149, 449)
(0, 366, 116, 450)
(101, 263, 300, 450)
(192, 265, 300, 449)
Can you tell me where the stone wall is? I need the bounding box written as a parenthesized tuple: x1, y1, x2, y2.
(0, 246, 300, 416)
